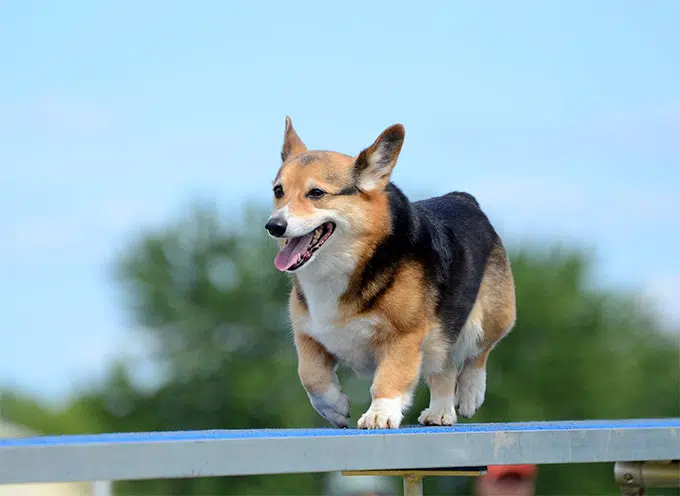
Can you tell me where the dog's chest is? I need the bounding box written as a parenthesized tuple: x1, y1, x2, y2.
(299, 276, 378, 375)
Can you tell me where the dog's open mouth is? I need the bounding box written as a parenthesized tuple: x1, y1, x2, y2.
(274, 222, 336, 272)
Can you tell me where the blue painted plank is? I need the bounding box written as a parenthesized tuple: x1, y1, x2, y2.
(1, 418, 678, 447)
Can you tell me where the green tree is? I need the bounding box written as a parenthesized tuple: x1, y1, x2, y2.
(0, 389, 103, 435)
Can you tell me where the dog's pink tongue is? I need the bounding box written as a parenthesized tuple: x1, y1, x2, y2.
(274, 233, 313, 271)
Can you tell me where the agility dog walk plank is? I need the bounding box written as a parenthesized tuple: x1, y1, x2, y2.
(0, 418, 678, 484)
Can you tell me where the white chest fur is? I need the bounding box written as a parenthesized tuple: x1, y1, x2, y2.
(296, 271, 378, 376)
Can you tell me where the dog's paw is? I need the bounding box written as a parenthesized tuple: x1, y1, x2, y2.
(357, 398, 402, 429)
(455, 366, 486, 419)
(418, 404, 457, 426)
(308, 388, 351, 428)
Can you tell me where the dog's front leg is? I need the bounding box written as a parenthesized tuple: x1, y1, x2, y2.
(294, 330, 350, 428)
(357, 331, 423, 429)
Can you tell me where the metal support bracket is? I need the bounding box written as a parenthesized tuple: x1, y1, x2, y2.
(614, 460, 679, 496)
(342, 466, 487, 496)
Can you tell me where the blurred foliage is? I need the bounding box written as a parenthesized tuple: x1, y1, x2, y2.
(0, 389, 103, 435)
(3, 201, 678, 495)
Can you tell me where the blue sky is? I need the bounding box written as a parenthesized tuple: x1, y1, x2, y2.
(1, 1, 679, 403)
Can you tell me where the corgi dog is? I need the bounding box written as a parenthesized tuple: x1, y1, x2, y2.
(266, 117, 516, 429)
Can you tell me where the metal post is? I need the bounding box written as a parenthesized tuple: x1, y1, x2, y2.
(343, 467, 486, 496)
(615, 460, 680, 495)
(402, 474, 423, 496)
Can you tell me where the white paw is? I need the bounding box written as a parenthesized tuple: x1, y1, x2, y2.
(418, 404, 458, 426)
(456, 366, 486, 419)
(357, 398, 403, 429)
(308, 387, 351, 428)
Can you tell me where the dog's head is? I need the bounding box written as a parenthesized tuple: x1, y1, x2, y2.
(266, 116, 405, 274)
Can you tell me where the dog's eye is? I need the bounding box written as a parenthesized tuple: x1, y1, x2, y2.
(273, 185, 284, 199)
(306, 188, 326, 199)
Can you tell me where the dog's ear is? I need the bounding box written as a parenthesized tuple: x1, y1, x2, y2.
(354, 124, 405, 191)
(281, 116, 307, 162)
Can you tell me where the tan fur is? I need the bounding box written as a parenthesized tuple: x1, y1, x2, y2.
(468, 242, 517, 356)
(293, 329, 337, 395)
(367, 261, 432, 400)
(371, 329, 424, 399)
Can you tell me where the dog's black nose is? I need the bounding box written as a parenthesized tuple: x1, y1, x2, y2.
(265, 217, 287, 237)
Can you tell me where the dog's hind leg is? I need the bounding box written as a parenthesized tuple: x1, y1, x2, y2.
(455, 348, 489, 419)
(456, 243, 517, 419)
(418, 363, 458, 426)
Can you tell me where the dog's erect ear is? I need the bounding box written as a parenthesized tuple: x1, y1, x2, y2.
(281, 116, 307, 162)
(354, 124, 405, 191)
